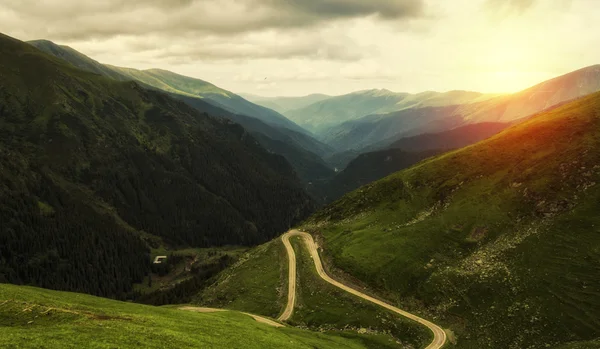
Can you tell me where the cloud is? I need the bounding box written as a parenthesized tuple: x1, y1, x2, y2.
(1, 0, 426, 40)
(484, 0, 537, 14)
(146, 32, 364, 62)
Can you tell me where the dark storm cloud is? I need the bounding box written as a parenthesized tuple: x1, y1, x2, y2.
(1, 0, 426, 40)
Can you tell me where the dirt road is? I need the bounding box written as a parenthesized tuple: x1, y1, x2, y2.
(180, 307, 284, 328)
(278, 230, 447, 349)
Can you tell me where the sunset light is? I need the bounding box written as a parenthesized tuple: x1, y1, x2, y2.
(2, 1, 600, 348)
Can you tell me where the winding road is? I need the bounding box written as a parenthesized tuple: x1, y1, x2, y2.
(278, 230, 447, 349)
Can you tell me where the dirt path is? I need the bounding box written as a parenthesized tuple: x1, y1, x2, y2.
(278, 230, 447, 349)
(180, 307, 284, 328)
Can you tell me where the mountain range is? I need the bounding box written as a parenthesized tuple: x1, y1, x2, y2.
(315, 65, 600, 152)
(28, 40, 334, 186)
(241, 93, 332, 115)
(272, 89, 497, 133)
(0, 33, 312, 298)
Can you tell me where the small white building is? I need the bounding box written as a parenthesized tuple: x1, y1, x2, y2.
(153, 256, 167, 264)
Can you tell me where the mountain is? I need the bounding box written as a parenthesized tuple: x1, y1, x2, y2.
(27, 40, 130, 81)
(242, 93, 332, 115)
(0, 32, 313, 298)
(322, 65, 600, 152)
(106, 66, 309, 134)
(323, 122, 509, 171)
(387, 122, 510, 152)
(169, 95, 334, 184)
(321, 104, 468, 151)
(285, 89, 495, 133)
(0, 284, 387, 349)
(317, 149, 440, 202)
(462, 64, 600, 124)
(314, 123, 509, 202)
(304, 91, 600, 348)
(28, 40, 304, 134)
(28, 39, 334, 183)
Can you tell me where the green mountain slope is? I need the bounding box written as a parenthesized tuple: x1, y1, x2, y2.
(387, 122, 509, 152)
(28, 40, 304, 133)
(28, 40, 130, 82)
(0, 284, 395, 349)
(314, 123, 509, 201)
(304, 92, 600, 348)
(29, 40, 334, 183)
(107, 66, 308, 134)
(322, 65, 600, 152)
(285, 89, 494, 133)
(0, 33, 312, 297)
(178, 95, 334, 183)
(317, 149, 440, 203)
(324, 122, 509, 171)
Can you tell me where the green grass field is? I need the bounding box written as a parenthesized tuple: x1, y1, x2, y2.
(0, 283, 406, 349)
(195, 240, 288, 318)
(303, 92, 600, 348)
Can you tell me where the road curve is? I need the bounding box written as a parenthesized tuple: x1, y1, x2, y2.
(278, 230, 447, 349)
(180, 307, 284, 328)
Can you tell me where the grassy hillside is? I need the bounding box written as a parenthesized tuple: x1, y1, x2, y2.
(107, 66, 233, 98)
(0, 32, 313, 298)
(197, 240, 288, 318)
(197, 238, 434, 348)
(28, 40, 130, 82)
(304, 92, 600, 348)
(0, 284, 399, 349)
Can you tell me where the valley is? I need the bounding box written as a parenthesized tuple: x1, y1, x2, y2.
(2, 3, 600, 347)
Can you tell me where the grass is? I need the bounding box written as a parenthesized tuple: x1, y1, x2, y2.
(195, 240, 288, 318)
(304, 92, 600, 348)
(108, 67, 233, 99)
(0, 284, 396, 349)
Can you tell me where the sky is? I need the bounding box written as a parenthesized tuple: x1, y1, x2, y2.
(1, 0, 599, 97)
